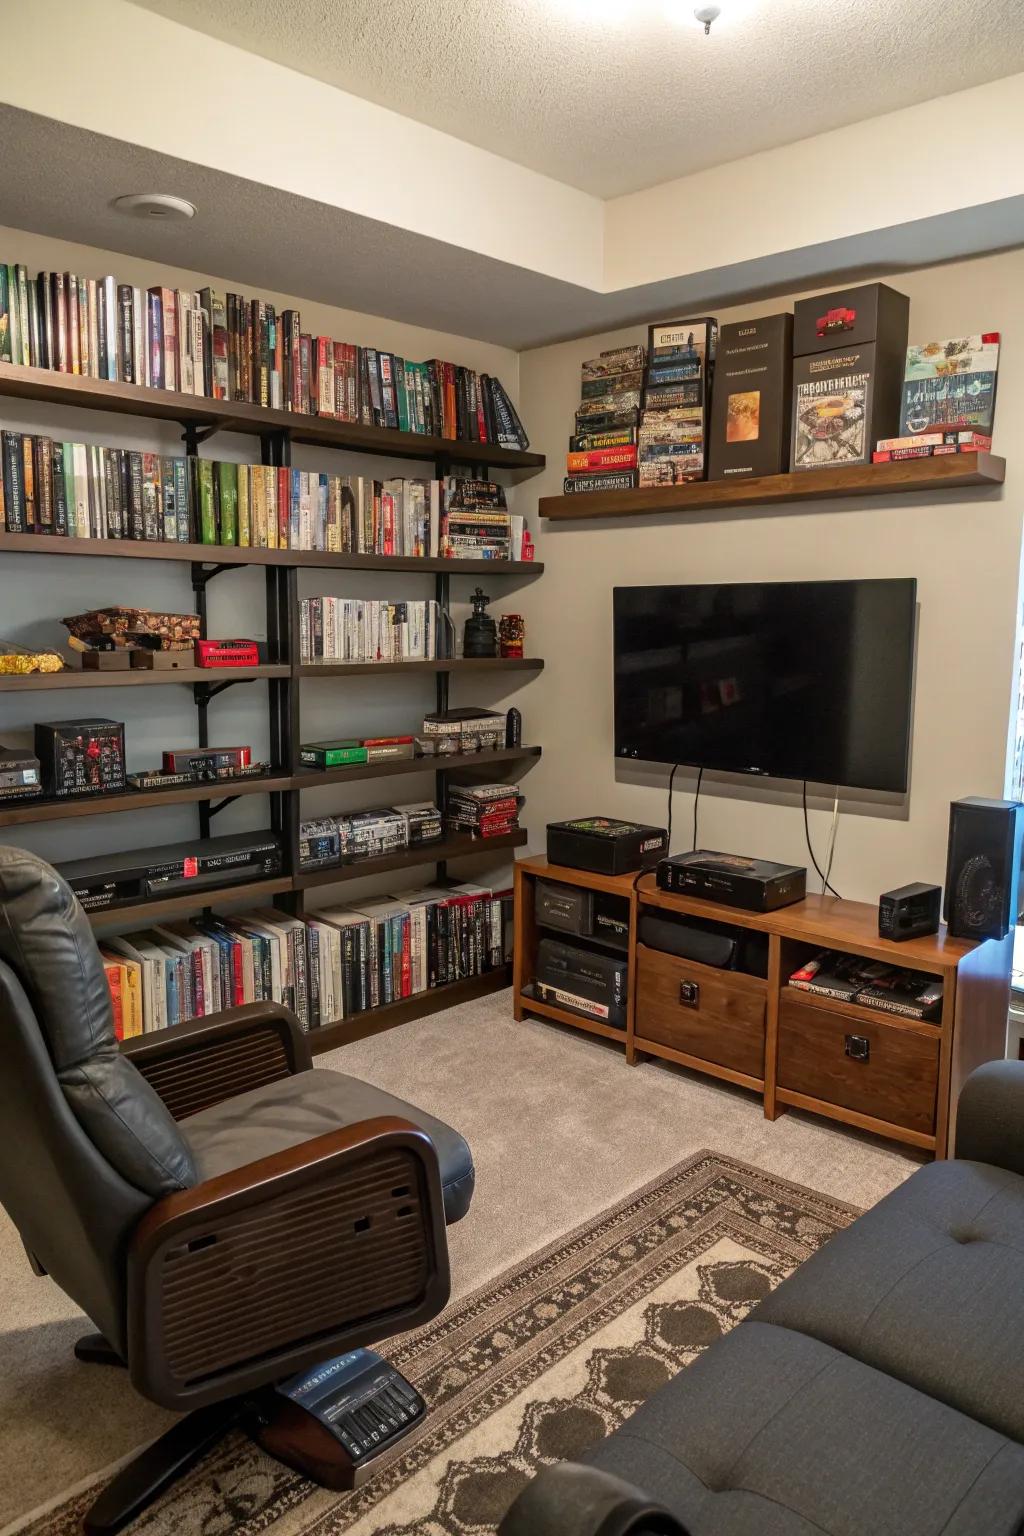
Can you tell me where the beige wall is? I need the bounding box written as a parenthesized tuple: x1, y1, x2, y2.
(0, 225, 526, 897)
(515, 250, 1024, 903)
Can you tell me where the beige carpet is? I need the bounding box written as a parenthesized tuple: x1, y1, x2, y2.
(0, 990, 918, 1531)
(16, 1153, 860, 1536)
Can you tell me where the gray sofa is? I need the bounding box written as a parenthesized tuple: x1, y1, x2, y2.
(500, 1060, 1024, 1536)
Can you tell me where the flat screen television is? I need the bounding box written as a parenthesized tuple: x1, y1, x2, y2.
(613, 578, 916, 793)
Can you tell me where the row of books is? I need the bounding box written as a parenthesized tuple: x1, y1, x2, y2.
(0, 264, 529, 447)
(0, 437, 534, 558)
(98, 882, 511, 1037)
(871, 429, 993, 464)
(789, 950, 943, 1020)
(299, 597, 451, 664)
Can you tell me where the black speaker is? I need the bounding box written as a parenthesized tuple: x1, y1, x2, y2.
(943, 797, 1024, 940)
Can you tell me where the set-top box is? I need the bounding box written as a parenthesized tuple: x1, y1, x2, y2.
(656, 850, 806, 913)
(60, 831, 283, 912)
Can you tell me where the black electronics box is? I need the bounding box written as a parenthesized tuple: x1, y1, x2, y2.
(534, 937, 627, 1029)
(0, 745, 42, 801)
(944, 797, 1024, 940)
(60, 831, 283, 912)
(708, 313, 793, 480)
(656, 850, 806, 912)
(34, 718, 126, 797)
(547, 817, 668, 875)
(878, 881, 941, 942)
(792, 282, 910, 357)
(638, 910, 770, 977)
(535, 879, 630, 950)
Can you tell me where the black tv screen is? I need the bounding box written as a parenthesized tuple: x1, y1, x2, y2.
(613, 578, 916, 793)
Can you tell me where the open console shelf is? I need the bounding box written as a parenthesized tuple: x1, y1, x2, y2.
(513, 857, 1013, 1157)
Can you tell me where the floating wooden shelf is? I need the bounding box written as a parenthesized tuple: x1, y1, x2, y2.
(298, 657, 544, 678)
(0, 361, 545, 471)
(0, 530, 543, 576)
(296, 744, 541, 788)
(310, 964, 513, 1053)
(540, 452, 1006, 521)
(294, 827, 527, 890)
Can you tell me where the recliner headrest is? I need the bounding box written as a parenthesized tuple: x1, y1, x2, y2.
(0, 846, 195, 1196)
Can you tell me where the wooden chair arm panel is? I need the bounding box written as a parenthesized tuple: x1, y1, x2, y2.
(127, 1117, 450, 1409)
(121, 1002, 312, 1120)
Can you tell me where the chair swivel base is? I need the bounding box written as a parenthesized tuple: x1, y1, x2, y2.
(80, 1349, 425, 1534)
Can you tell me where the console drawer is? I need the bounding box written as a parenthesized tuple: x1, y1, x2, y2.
(778, 993, 939, 1135)
(635, 943, 766, 1079)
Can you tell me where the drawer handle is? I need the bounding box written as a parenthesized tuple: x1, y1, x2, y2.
(845, 1034, 870, 1063)
(679, 980, 700, 1010)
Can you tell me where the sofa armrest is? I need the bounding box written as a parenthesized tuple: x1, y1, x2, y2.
(127, 1115, 449, 1409)
(498, 1463, 689, 1536)
(955, 1060, 1024, 1175)
(121, 1001, 312, 1120)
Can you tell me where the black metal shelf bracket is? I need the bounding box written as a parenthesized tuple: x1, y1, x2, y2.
(181, 421, 220, 451)
(192, 678, 249, 707)
(207, 794, 240, 820)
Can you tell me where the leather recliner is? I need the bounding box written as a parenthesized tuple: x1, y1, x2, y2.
(0, 845, 475, 1532)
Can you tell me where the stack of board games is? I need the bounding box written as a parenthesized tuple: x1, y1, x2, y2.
(93, 881, 511, 1036)
(300, 807, 416, 869)
(563, 345, 645, 494)
(637, 319, 716, 486)
(708, 314, 793, 480)
(446, 781, 521, 837)
(299, 597, 445, 663)
(300, 735, 415, 769)
(440, 478, 532, 560)
(790, 283, 909, 471)
(870, 333, 1001, 462)
(419, 706, 506, 754)
(0, 263, 528, 449)
(789, 950, 943, 1020)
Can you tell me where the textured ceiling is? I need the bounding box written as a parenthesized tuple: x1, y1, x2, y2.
(128, 0, 1024, 197)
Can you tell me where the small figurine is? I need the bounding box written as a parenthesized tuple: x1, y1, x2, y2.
(464, 588, 498, 659)
(498, 613, 525, 659)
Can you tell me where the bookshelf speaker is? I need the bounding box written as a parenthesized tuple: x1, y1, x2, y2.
(944, 797, 1024, 940)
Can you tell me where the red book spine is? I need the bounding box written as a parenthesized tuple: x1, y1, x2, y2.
(230, 943, 244, 1007)
(401, 920, 411, 997)
(277, 466, 290, 547)
(567, 446, 639, 472)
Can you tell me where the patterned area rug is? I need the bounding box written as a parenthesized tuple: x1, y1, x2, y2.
(21, 1153, 857, 1536)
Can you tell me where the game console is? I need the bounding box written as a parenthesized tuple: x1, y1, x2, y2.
(656, 850, 806, 912)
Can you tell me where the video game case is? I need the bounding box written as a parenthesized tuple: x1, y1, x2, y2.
(562, 471, 638, 494)
(581, 345, 646, 383)
(566, 446, 638, 474)
(569, 429, 637, 452)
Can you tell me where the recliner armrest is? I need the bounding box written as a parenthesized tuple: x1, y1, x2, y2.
(955, 1059, 1024, 1176)
(498, 1463, 690, 1536)
(127, 1114, 450, 1410)
(121, 1002, 312, 1119)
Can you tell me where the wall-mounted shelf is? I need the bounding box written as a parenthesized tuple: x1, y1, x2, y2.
(84, 877, 294, 929)
(540, 452, 1006, 521)
(0, 664, 288, 692)
(0, 748, 542, 827)
(0, 361, 546, 471)
(0, 530, 543, 576)
(298, 657, 544, 678)
(294, 828, 527, 890)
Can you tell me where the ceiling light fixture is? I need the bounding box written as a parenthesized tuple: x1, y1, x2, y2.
(694, 4, 721, 32)
(112, 193, 196, 221)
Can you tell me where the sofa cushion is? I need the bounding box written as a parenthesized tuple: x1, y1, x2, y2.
(180, 1067, 475, 1223)
(754, 1158, 1024, 1443)
(587, 1319, 1024, 1536)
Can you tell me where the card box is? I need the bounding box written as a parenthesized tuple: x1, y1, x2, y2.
(792, 283, 909, 357)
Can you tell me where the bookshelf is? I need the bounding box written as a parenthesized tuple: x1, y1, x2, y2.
(0, 363, 546, 1054)
(540, 452, 1005, 521)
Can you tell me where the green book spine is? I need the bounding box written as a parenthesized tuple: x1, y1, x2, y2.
(199, 459, 216, 544)
(395, 356, 409, 432)
(0, 265, 11, 364)
(217, 460, 238, 545)
(62, 441, 76, 536)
